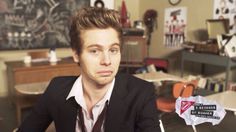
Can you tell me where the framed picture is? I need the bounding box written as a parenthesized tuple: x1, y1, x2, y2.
(0, 0, 90, 50)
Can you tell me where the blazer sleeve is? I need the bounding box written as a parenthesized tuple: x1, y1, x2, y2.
(17, 79, 57, 132)
(135, 81, 161, 132)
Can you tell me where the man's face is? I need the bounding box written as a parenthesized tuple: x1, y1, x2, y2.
(74, 28, 121, 86)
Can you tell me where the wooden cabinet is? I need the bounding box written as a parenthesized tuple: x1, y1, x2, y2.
(121, 36, 147, 65)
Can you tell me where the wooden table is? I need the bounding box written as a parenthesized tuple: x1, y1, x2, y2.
(5, 57, 80, 99)
(134, 71, 186, 83)
(5, 57, 80, 124)
(134, 71, 187, 89)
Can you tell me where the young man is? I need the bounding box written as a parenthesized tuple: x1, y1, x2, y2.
(17, 7, 160, 132)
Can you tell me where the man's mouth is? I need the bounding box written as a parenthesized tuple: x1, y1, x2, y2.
(97, 70, 113, 76)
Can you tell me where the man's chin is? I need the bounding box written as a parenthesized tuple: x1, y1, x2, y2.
(96, 77, 114, 86)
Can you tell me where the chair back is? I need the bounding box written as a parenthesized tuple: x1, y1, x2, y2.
(173, 82, 195, 98)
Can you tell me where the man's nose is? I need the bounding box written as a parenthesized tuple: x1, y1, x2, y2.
(101, 52, 111, 66)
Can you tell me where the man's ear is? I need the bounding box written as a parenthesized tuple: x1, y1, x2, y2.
(72, 50, 79, 63)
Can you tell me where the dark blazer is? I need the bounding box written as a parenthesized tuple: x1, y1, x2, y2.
(18, 73, 160, 132)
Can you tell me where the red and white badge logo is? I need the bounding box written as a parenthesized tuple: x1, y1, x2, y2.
(180, 101, 195, 114)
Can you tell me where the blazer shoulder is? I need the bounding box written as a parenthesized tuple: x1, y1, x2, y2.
(118, 73, 152, 83)
(44, 76, 78, 95)
(50, 76, 78, 84)
(116, 73, 154, 90)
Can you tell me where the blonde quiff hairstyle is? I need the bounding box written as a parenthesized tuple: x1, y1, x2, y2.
(69, 7, 122, 55)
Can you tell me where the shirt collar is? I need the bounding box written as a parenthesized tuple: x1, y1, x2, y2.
(66, 75, 115, 109)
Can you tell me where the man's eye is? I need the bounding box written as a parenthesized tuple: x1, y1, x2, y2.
(89, 49, 99, 54)
(110, 48, 120, 54)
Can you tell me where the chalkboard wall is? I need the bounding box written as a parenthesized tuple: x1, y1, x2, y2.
(0, 0, 89, 50)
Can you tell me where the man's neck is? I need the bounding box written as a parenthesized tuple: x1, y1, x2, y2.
(83, 84, 109, 105)
(82, 80, 111, 118)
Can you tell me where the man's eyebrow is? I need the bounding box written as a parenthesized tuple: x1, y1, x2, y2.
(87, 44, 101, 48)
(111, 43, 121, 47)
(86, 43, 121, 48)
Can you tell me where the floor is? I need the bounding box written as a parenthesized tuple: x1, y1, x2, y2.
(1, 96, 236, 132)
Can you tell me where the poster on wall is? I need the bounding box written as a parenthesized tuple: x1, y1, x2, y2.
(164, 7, 187, 48)
(213, 0, 236, 34)
(0, 0, 89, 50)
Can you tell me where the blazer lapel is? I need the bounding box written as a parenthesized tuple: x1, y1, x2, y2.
(62, 97, 78, 132)
(105, 74, 129, 132)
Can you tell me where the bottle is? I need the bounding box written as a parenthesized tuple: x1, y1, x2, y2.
(120, 0, 128, 27)
(49, 47, 57, 63)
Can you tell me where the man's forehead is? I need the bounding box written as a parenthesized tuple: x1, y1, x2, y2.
(81, 28, 120, 45)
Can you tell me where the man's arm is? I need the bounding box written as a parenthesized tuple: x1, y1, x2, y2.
(136, 83, 161, 132)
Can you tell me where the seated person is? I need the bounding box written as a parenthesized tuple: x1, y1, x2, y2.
(17, 7, 161, 132)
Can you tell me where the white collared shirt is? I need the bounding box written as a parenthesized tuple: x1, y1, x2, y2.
(66, 75, 115, 132)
